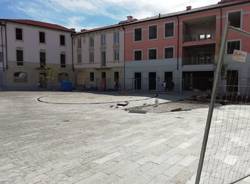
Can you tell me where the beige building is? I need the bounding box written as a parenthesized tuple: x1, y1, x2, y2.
(0, 19, 75, 90)
(73, 24, 125, 91)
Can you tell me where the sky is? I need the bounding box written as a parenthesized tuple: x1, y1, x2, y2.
(0, 0, 219, 31)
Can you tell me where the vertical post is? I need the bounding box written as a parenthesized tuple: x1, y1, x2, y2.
(195, 21, 229, 184)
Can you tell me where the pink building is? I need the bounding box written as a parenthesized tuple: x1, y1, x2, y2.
(124, 0, 250, 93)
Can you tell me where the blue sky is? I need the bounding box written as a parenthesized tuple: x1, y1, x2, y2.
(0, 0, 218, 31)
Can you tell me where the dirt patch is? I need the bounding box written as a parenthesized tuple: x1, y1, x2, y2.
(127, 100, 210, 113)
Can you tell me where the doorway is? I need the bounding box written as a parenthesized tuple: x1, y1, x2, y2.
(39, 72, 47, 88)
(148, 72, 156, 90)
(227, 70, 238, 94)
(101, 72, 106, 90)
(165, 72, 173, 91)
(134, 72, 141, 90)
(183, 71, 213, 91)
(114, 72, 119, 90)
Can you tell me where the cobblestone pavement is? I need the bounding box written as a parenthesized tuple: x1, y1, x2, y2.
(0, 92, 249, 184)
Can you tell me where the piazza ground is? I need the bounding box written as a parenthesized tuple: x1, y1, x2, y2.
(0, 92, 249, 184)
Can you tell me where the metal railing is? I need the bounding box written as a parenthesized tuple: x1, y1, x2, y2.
(182, 56, 215, 65)
(183, 33, 215, 42)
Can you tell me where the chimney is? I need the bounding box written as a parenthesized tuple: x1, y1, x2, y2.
(70, 28, 76, 32)
(127, 16, 133, 21)
(81, 29, 87, 32)
(186, 6, 192, 11)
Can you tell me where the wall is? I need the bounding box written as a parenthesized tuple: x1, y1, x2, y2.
(3, 22, 74, 90)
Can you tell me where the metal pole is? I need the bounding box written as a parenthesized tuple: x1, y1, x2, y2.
(195, 20, 229, 184)
(229, 26, 250, 37)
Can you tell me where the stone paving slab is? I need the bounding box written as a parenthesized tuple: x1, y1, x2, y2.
(0, 92, 249, 184)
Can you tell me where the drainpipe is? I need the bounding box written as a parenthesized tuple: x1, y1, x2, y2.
(122, 25, 126, 91)
(71, 33, 75, 72)
(0, 23, 4, 72)
(71, 33, 75, 86)
(4, 22, 8, 70)
(177, 16, 182, 94)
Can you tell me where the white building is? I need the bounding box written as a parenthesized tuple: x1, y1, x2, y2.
(73, 24, 125, 91)
(0, 19, 75, 90)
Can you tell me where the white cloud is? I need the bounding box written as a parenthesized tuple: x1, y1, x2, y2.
(65, 16, 85, 31)
(12, 0, 220, 29)
(33, 0, 220, 20)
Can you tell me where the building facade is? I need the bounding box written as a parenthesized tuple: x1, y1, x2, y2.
(1, 0, 250, 93)
(73, 25, 125, 91)
(123, 0, 250, 94)
(0, 19, 74, 90)
(124, 16, 179, 92)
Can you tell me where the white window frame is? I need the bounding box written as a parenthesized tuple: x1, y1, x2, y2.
(15, 27, 23, 41)
(89, 36, 95, 48)
(148, 48, 158, 60)
(164, 46, 175, 59)
(114, 48, 120, 61)
(77, 52, 82, 64)
(113, 31, 120, 45)
(133, 49, 143, 61)
(226, 39, 241, 55)
(39, 31, 46, 44)
(134, 27, 143, 42)
(164, 21, 175, 39)
(148, 24, 158, 40)
(101, 33, 106, 46)
(227, 9, 243, 29)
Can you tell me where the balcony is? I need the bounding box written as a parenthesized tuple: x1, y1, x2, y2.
(183, 16, 216, 45)
(101, 60, 106, 67)
(183, 55, 215, 65)
(182, 44, 215, 65)
(183, 33, 214, 42)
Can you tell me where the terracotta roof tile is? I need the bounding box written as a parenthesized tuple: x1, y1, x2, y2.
(0, 19, 75, 33)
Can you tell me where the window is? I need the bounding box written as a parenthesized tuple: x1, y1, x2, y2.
(16, 49, 23, 66)
(227, 40, 240, 54)
(89, 37, 94, 48)
(101, 51, 106, 66)
(16, 28, 23, 40)
(14, 72, 27, 83)
(114, 72, 119, 82)
(40, 51, 46, 67)
(228, 11, 241, 28)
(90, 72, 94, 82)
(114, 49, 119, 61)
(113, 31, 119, 45)
(149, 25, 157, 39)
(134, 50, 142, 61)
(77, 53, 82, 64)
(148, 49, 157, 60)
(39, 32, 45, 43)
(60, 53, 66, 68)
(165, 22, 174, 37)
(199, 34, 206, 40)
(0, 52, 3, 63)
(165, 47, 174, 59)
(101, 34, 106, 46)
(60, 35, 65, 46)
(134, 28, 142, 41)
(77, 38, 81, 48)
(89, 51, 94, 63)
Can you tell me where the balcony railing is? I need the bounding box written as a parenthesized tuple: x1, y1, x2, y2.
(182, 55, 215, 65)
(183, 33, 215, 42)
(101, 60, 106, 67)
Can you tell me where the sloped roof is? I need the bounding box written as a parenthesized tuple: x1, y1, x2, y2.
(76, 0, 249, 35)
(0, 19, 75, 33)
